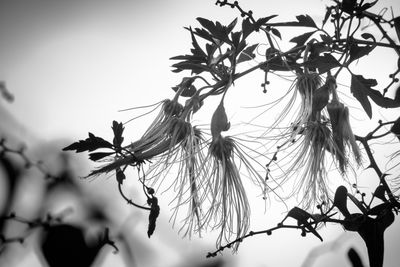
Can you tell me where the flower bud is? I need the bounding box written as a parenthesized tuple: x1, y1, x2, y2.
(210, 100, 230, 139)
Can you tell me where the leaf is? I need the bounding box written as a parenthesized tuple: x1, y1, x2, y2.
(255, 15, 278, 26)
(172, 77, 197, 97)
(270, 14, 318, 28)
(305, 53, 341, 74)
(242, 18, 254, 40)
(359, 0, 378, 12)
(320, 34, 332, 44)
(271, 28, 281, 39)
(62, 133, 113, 153)
(361, 33, 375, 41)
(333, 186, 350, 217)
(112, 121, 124, 148)
(295, 15, 318, 28)
(89, 152, 115, 161)
(286, 207, 323, 241)
(351, 74, 376, 118)
(197, 17, 216, 35)
(237, 43, 258, 64)
(188, 27, 207, 58)
(373, 185, 387, 202)
(290, 30, 316, 47)
(116, 168, 125, 184)
(341, 0, 357, 14)
(348, 43, 375, 64)
(147, 197, 160, 238)
(321, 7, 332, 27)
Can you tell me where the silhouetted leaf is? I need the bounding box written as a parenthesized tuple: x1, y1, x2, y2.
(305, 53, 341, 74)
(373, 185, 387, 202)
(188, 27, 207, 58)
(350, 74, 400, 116)
(197, 17, 216, 35)
(351, 74, 376, 118)
(341, 0, 357, 14)
(333, 186, 350, 217)
(172, 77, 197, 97)
(147, 197, 160, 238)
(116, 168, 125, 184)
(359, 0, 378, 12)
(361, 33, 375, 41)
(242, 18, 254, 40)
(286, 207, 323, 241)
(349, 43, 375, 64)
(255, 15, 278, 26)
(320, 34, 332, 44)
(322, 7, 332, 27)
(62, 133, 113, 153)
(89, 152, 115, 161)
(237, 43, 258, 64)
(270, 15, 318, 28)
(290, 30, 316, 47)
(230, 31, 242, 48)
(271, 28, 281, 39)
(112, 121, 124, 149)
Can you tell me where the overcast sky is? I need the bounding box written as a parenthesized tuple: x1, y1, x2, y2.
(1, 1, 400, 267)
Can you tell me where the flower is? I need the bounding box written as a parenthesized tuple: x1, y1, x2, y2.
(278, 120, 336, 210)
(267, 75, 345, 210)
(87, 99, 189, 176)
(197, 99, 269, 250)
(327, 99, 361, 174)
(202, 135, 251, 250)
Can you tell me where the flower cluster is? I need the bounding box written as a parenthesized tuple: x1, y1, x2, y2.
(267, 73, 361, 210)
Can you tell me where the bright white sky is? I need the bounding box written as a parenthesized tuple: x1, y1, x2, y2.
(1, 0, 400, 267)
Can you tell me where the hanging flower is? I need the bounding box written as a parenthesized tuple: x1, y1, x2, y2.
(269, 75, 343, 210)
(327, 83, 361, 174)
(197, 98, 269, 250)
(279, 120, 336, 210)
(86, 99, 190, 176)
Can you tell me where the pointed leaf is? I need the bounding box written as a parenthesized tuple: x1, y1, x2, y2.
(341, 0, 357, 14)
(286, 207, 323, 241)
(349, 43, 375, 64)
(290, 30, 316, 47)
(296, 15, 318, 28)
(237, 43, 258, 64)
(89, 152, 115, 161)
(197, 17, 216, 35)
(351, 74, 375, 118)
(305, 53, 341, 74)
(112, 121, 124, 148)
(147, 197, 160, 238)
(188, 27, 207, 58)
(333, 186, 350, 217)
(322, 7, 332, 27)
(359, 0, 378, 12)
(255, 15, 278, 26)
(242, 18, 255, 40)
(268, 15, 318, 28)
(271, 28, 282, 39)
(62, 133, 113, 153)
